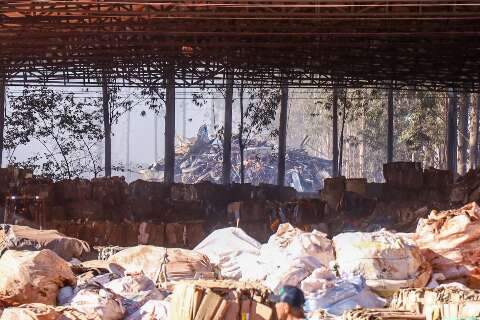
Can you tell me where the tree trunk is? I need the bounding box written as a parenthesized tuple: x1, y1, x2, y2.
(338, 90, 347, 176)
(223, 73, 234, 185)
(164, 66, 176, 184)
(332, 87, 339, 177)
(0, 80, 5, 168)
(447, 88, 458, 175)
(469, 94, 479, 170)
(458, 93, 469, 175)
(239, 84, 245, 184)
(277, 84, 289, 186)
(387, 87, 394, 163)
(101, 75, 111, 177)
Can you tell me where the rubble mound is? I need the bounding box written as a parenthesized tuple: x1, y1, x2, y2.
(144, 134, 331, 192)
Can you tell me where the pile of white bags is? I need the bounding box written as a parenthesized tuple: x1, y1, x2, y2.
(333, 230, 431, 297)
(0, 249, 76, 306)
(194, 227, 267, 280)
(259, 223, 306, 266)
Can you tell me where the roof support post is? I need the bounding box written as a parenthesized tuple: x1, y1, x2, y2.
(387, 87, 394, 163)
(277, 83, 288, 186)
(332, 87, 339, 177)
(0, 80, 5, 168)
(223, 72, 234, 185)
(101, 74, 111, 177)
(447, 88, 458, 176)
(164, 65, 176, 184)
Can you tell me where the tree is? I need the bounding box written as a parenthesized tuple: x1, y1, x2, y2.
(458, 93, 470, 175)
(469, 94, 479, 169)
(5, 87, 104, 179)
(193, 85, 280, 184)
(236, 87, 281, 182)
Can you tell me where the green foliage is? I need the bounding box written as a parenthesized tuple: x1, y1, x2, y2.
(5, 87, 104, 179)
(241, 87, 281, 141)
(395, 91, 446, 166)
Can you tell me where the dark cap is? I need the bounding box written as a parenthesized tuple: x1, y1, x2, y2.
(271, 285, 305, 309)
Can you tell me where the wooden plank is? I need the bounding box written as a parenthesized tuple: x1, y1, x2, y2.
(193, 289, 223, 320)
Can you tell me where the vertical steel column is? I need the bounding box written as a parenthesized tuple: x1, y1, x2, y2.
(332, 87, 339, 177)
(164, 66, 176, 184)
(387, 87, 394, 163)
(447, 88, 458, 175)
(223, 73, 234, 185)
(277, 83, 289, 186)
(101, 75, 111, 177)
(0, 80, 5, 168)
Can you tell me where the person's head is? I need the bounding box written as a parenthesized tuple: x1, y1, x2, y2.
(272, 285, 305, 320)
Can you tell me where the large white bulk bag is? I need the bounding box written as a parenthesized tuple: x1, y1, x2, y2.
(194, 227, 266, 280)
(107, 245, 214, 283)
(286, 230, 334, 266)
(333, 230, 431, 297)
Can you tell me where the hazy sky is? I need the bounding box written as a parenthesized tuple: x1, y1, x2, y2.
(3, 86, 233, 180)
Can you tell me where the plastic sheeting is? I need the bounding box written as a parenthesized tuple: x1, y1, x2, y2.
(124, 300, 170, 320)
(259, 223, 305, 266)
(333, 230, 431, 297)
(193, 227, 266, 280)
(0, 303, 61, 320)
(68, 285, 124, 320)
(303, 276, 385, 316)
(285, 230, 334, 266)
(259, 224, 334, 272)
(104, 273, 167, 316)
(194, 227, 261, 265)
(264, 256, 323, 293)
(0, 249, 76, 306)
(107, 245, 214, 283)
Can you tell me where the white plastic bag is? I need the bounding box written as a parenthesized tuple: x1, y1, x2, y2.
(303, 276, 385, 316)
(104, 273, 166, 316)
(194, 227, 261, 265)
(194, 228, 265, 280)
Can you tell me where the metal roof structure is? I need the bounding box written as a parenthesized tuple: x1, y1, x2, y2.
(1, 0, 480, 89)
